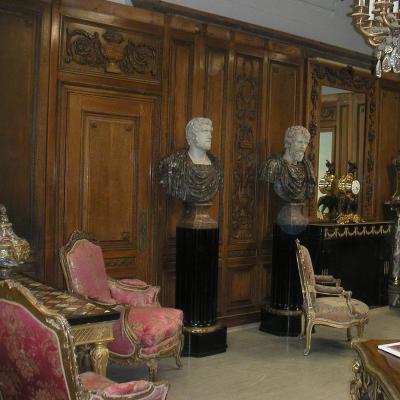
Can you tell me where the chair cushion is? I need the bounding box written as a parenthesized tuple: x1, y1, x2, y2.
(127, 307, 183, 348)
(80, 372, 153, 396)
(314, 296, 369, 323)
(66, 239, 113, 303)
(80, 371, 115, 391)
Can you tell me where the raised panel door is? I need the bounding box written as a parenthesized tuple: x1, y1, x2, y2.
(62, 87, 155, 280)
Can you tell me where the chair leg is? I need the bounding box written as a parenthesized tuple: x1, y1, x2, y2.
(347, 327, 352, 342)
(299, 312, 305, 338)
(175, 333, 184, 369)
(304, 322, 313, 356)
(175, 354, 183, 369)
(147, 359, 158, 382)
(356, 324, 364, 338)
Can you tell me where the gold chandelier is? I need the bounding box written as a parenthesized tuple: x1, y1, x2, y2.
(352, 0, 400, 76)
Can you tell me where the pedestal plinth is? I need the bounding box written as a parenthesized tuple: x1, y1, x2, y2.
(260, 203, 307, 336)
(176, 203, 227, 357)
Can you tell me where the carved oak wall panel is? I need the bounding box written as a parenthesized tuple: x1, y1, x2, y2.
(0, 2, 50, 280)
(225, 262, 258, 312)
(165, 35, 195, 241)
(229, 53, 262, 244)
(376, 83, 400, 219)
(61, 19, 161, 84)
(204, 45, 228, 226)
(264, 60, 302, 235)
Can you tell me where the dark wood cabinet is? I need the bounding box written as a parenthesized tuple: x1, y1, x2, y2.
(304, 222, 393, 306)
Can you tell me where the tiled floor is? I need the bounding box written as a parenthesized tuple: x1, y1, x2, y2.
(108, 306, 400, 400)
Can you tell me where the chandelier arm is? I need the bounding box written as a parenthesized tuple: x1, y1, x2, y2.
(355, 24, 387, 45)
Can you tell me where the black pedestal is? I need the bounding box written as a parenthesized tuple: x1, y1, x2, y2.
(259, 224, 304, 337)
(182, 324, 227, 357)
(176, 226, 227, 357)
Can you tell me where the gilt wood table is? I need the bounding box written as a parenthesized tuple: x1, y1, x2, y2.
(15, 274, 120, 376)
(351, 339, 400, 400)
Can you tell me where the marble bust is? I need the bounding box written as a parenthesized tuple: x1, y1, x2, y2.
(158, 117, 223, 203)
(260, 125, 315, 203)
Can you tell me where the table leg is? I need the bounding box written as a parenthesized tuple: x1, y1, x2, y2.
(90, 342, 110, 376)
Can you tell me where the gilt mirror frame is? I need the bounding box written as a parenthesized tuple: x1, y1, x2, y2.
(306, 59, 377, 220)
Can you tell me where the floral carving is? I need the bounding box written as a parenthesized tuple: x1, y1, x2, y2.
(65, 26, 158, 78)
(120, 41, 156, 76)
(65, 29, 105, 67)
(230, 56, 261, 241)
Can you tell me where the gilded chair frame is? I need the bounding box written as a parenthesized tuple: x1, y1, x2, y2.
(0, 280, 170, 399)
(60, 230, 184, 380)
(295, 239, 368, 355)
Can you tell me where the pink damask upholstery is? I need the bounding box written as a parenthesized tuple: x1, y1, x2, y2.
(60, 230, 184, 380)
(295, 239, 369, 356)
(0, 296, 70, 399)
(0, 280, 169, 400)
(66, 239, 114, 303)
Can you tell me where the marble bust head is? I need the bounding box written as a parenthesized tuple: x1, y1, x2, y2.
(186, 117, 213, 165)
(283, 125, 311, 165)
(158, 117, 223, 203)
(259, 125, 315, 204)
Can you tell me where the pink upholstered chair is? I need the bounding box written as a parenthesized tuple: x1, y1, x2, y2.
(60, 230, 183, 381)
(295, 239, 369, 356)
(0, 279, 169, 400)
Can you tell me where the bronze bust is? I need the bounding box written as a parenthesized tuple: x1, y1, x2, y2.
(158, 117, 223, 204)
(260, 125, 315, 204)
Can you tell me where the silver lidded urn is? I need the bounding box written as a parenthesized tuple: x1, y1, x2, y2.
(0, 204, 30, 273)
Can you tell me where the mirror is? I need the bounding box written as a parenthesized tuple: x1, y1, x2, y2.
(307, 61, 377, 220)
(317, 86, 366, 201)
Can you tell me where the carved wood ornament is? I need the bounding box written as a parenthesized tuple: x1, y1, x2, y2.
(65, 27, 158, 78)
(230, 56, 261, 241)
(308, 62, 376, 218)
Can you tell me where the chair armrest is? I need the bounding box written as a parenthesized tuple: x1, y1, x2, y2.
(108, 278, 161, 307)
(315, 275, 341, 287)
(315, 284, 345, 296)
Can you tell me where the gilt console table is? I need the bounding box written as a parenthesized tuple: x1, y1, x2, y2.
(15, 274, 120, 376)
(351, 339, 400, 400)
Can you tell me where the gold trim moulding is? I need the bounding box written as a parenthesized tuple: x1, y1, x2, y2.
(71, 321, 114, 346)
(323, 224, 392, 240)
(183, 322, 225, 334)
(266, 305, 302, 317)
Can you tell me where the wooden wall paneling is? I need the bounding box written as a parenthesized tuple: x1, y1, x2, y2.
(60, 86, 157, 281)
(158, 28, 196, 305)
(225, 259, 258, 313)
(257, 46, 271, 306)
(0, 0, 51, 280)
(264, 57, 303, 233)
(376, 82, 400, 219)
(203, 36, 230, 315)
(228, 49, 263, 248)
(164, 30, 195, 242)
(224, 44, 264, 319)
